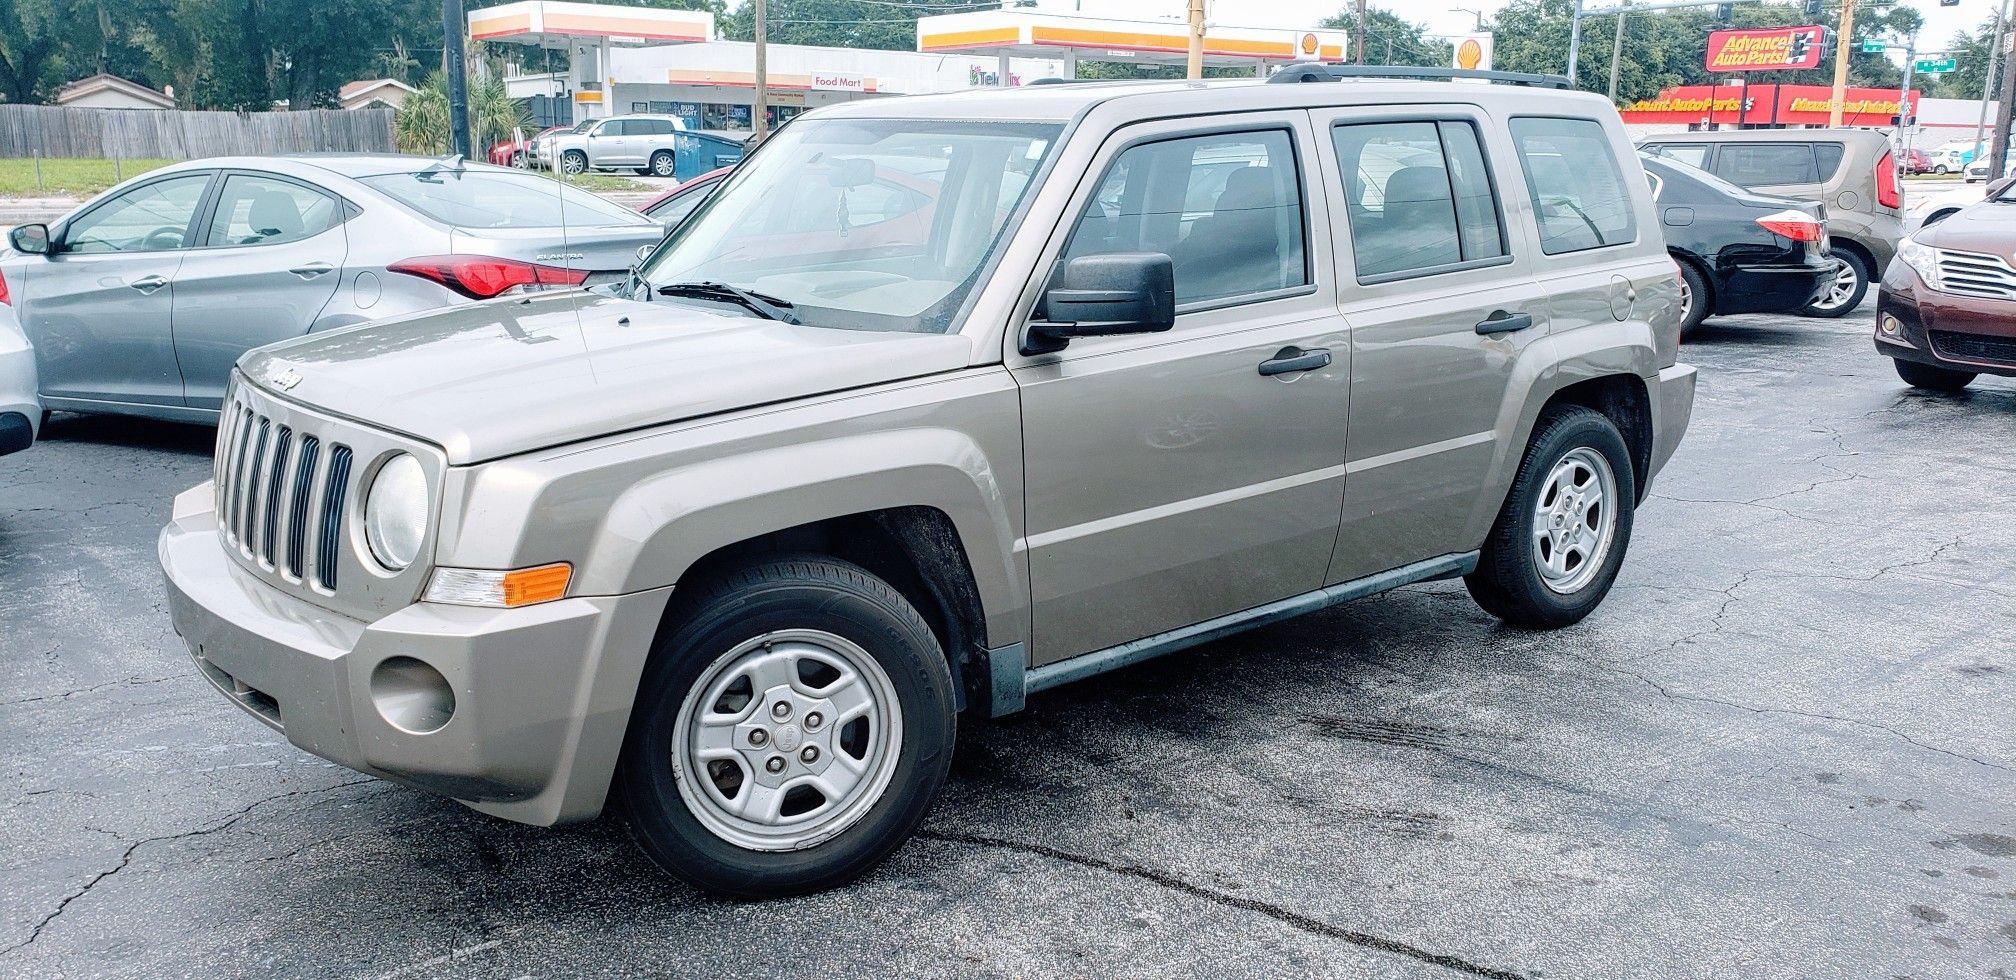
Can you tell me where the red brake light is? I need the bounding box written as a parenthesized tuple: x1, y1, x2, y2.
(387, 254, 589, 299)
(0, 266, 9, 306)
(1755, 209, 1825, 243)
(1875, 151, 1902, 210)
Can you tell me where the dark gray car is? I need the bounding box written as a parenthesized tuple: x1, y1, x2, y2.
(1, 155, 664, 423)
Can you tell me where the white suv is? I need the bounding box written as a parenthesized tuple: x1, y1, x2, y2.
(548, 115, 689, 177)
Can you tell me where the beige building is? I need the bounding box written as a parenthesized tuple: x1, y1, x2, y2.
(54, 74, 176, 110)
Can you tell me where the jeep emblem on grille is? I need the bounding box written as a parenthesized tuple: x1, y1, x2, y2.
(268, 367, 302, 391)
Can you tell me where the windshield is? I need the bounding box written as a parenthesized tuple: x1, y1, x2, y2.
(360, 169, 654, 229)
(570, 120, 595, 134)
(639, 117, 1060, 334)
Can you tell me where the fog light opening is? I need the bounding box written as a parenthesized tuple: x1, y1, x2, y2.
(370, 656, 456, 734)
(1880, 314, 1902, 335)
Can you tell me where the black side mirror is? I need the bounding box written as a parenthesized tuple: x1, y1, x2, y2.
(1027, 252, 1176, 353)
(1987, 176, 2014, 199)
(9, 223, 50, 256)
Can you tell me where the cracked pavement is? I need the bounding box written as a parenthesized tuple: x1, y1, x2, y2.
(4, 307, 2015, 978)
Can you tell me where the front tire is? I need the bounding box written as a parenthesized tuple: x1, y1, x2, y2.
(1467, 406, 1636, 629)
(649, 150, 676, 177)
(1893, 358, 1977, 392)
(1802, 251, 1869, 318)
(561, 150, 587, 176)
(616, 556, 956, 898)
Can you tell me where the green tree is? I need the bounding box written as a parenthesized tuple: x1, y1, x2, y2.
(719, 0, 984, 51)
(394, 70, 528, 153)
(1930, 15, 1998, 101)
(1320, 8, 1454, 68)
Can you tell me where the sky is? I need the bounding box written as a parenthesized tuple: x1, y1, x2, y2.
(1020, 0, 1998, 66)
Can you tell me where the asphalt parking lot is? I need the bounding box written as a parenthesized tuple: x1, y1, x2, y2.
(3, 303, 2014, 979)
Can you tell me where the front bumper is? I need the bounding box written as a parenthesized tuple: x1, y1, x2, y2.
(1875, 263, 2016, 378)
(160, 481, 671, 825)
(1648, 362, 1698, 492)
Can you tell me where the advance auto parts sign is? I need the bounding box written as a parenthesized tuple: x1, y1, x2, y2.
(1705, 26, 1826, 72)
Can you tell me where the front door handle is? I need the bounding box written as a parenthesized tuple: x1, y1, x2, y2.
(289, 263, 335, 279)
(1475, 310, 1534, 335)
(129, 274, 168, 294)
(1258, 346, 1332, 377)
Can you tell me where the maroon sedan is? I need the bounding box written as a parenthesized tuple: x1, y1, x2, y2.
(1878, 177, 2016, 391)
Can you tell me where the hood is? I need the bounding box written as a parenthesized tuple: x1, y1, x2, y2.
(1919, 199, 2016, 257)
(240, 292, 975, 464)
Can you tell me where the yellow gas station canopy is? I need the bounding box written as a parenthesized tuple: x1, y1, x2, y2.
(470, 0, 712, 48)
(916, 10, 1349, 66)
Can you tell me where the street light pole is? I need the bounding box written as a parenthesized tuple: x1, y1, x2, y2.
(1567, 0, 1586, 82)
(1187, 0, 1206, 78)
(442, 0, 471, 157)
(1975, 0, 2010, 159)
(1608, 5, 1629, 102)
(1828, 0, 1858, 127)
(753, 0, 769, 140)
(1993, 17, 2016, 177)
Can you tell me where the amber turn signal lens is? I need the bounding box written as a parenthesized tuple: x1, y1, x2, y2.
(501, 563, 572, 607)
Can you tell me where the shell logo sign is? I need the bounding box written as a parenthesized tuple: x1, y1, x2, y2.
(1301, 33, 1319, 56)
(1452, 33, 1493, 71)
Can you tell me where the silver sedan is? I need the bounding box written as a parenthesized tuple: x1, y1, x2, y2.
(0, 155, 666, 424)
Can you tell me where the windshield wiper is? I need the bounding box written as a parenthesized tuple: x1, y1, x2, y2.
(656, 281, 800, 324)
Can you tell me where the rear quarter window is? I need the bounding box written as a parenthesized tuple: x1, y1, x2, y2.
(1510, 116, 1638, 255)
(1813, 142, 1846, 180)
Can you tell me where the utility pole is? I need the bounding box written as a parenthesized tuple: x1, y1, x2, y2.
(1993, 16, 2016, 177)
(1354, 0, 1367, 65)
(1187, 0, 1206, 78)
(1567, 0, 1586, 82)
(1607, 5, 1629, 102)
(1827, 0, 1857, 127)
(1977, 0, 2011, 159)
(1895, 33, 1915, 158)
(443, 0, 471, 157)
(753, 0, 769, 140)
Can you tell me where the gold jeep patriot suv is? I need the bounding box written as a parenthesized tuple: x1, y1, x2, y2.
(161, 66, 1697, 897)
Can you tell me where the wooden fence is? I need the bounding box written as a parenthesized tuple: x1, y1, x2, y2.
(0, 105, 395, 159)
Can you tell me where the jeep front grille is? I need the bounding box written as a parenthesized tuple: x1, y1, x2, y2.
(215, 402, 353, 590)
(1932, 248, 2016, 301)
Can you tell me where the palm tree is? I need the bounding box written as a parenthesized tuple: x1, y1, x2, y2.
(393, 72, 529, 155)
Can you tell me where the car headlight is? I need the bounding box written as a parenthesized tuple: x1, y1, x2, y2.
(364, 452, 429, 570)
(1898, 237, 1940, 289)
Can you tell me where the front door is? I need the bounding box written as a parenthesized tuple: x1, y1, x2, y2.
(1312, 109, 1555, 584)
(1011, 117, 1352, 664)
(18, 171, 215, 407)
(589, 119, 637, 169)
(171, 171, 350, 409)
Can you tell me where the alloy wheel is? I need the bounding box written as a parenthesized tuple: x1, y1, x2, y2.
(1810, 260, 1860, 312)
(1530, 446, 1619, 595)
(672, 629, 903, 851)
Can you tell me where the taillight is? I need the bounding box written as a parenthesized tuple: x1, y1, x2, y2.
(386, 254, 589, 300)
(1755, 209, 1825, 243)
(1876, 151, 1902, 210)
(0, 266, 9, 306)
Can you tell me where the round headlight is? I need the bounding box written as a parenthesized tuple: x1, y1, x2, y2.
(364, 453, 429, 570)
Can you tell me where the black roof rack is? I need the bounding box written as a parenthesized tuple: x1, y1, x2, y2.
(1267, 63, 1574, 89)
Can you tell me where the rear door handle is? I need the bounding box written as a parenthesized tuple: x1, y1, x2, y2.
(129, 274, 168, 294)
(1475, 310, 1533, 335)
(289, 263, 335, 279)
(1258, 346, 1332, 376)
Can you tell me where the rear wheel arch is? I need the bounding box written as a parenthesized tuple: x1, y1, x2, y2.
(1535, 374, 1655, 506)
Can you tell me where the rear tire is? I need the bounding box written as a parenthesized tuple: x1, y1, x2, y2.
(1893, 358, 1976, 392)
(1802, 250, 1869, 317)
(1466, 406, 1636, 630)
(1675, 257, 1710, 339)
(616, 556, 956, 898)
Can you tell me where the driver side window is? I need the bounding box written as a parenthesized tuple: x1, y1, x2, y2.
(62, 174, 212, 254)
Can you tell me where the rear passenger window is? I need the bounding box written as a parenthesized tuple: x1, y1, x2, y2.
(1062, 129, 1308, 305)
(1645, 143, 1710, 170)
(1813, 143, 1845, 180)
(205, 173, 341, 247)
(1509, 117, 1638, 254)
(1331, 120, 1507, 280)
(1712, 144, 1819, 185)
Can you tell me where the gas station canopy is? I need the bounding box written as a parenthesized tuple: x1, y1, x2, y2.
(916, 9, 1349, 71)
(470, 0, 712, 49)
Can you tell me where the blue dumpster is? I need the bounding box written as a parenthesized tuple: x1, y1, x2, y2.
(673, 131, 750, 181)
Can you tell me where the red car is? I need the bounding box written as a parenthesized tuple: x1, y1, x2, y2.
(1900, 148, 1934, 175)
(1878, 176, 2016, 390)
(487, 139, 528, 168)
(638, 166, 735, 223)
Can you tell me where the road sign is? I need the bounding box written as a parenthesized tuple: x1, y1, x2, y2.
(1861, 39, 1888, 52)
(1915, 57, 1957, 73)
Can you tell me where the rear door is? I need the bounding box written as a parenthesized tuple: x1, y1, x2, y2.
(171, 171, 350, 409)
(18, 171, 215, 407)
(1314, 106, 1554, 583)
